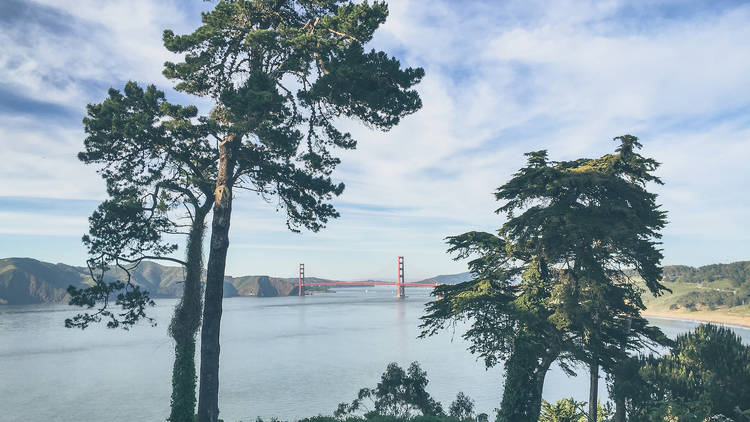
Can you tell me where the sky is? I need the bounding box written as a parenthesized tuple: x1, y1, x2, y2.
(0, 0, 749, 281)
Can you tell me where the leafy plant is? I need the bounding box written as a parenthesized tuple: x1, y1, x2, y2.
(539, 398, 611, 422)
(627, 324, 750, 421)
(449, 392, 475, 421)
(335, 362, 445, 419)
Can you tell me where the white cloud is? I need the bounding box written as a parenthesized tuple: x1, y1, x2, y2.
(325, 0, 750, 270)
(0, 211, 87, 236)
(1, 0, 749, 277)
(0, 0, 191, 108)
(0, 115, 104, 198)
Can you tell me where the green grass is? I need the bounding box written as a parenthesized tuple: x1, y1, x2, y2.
(641, 281, 750, 326)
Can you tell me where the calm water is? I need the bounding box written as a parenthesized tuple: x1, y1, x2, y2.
(2, 287, 749, 422)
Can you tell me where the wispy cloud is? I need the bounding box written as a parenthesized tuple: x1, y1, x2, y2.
(0, 0, 748, 279)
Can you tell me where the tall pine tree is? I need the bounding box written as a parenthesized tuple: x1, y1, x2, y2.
(70, 82, 216, 421)
(160, 2, 423, 420)
(422, 135, 669, 421)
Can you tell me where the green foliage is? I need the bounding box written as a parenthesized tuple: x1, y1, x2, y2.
(71, 80, 216, 330)
(539, 398, 586, 422)
(159, 2, 424, 420)
(160, 0, 424, 233)
(663, 262, 750, 287)
(448, 392, 475, 421)
(673, 290, 736, 310)
(420, 136, 669, 421)
(297, 417, 461, 422)
(539, 398, 611, 422)
(65, 272, 155, 329)
(335, 362, 446, 419)
(171, 340, 197, 421)
(627, 324, 750, 421)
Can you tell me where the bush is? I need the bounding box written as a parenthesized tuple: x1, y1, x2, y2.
(628, 324, 750, 421)
(335, 362, 445, 419)
(301, 417, 460, 422)
(448, 392, 475, 421)
(538, 398, 610, 422)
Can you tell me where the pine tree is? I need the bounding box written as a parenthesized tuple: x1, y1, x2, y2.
(160, 2, 424, 420)
(421, 136, 669, 421)
(70, 82, 216, 421)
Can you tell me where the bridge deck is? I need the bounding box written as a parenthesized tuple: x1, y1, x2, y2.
(300, 281, 438, 287)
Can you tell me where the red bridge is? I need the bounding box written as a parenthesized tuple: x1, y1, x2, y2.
(297, 256, 439, 298)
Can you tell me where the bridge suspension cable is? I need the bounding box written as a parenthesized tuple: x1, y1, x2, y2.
(296, 256, 438, 298)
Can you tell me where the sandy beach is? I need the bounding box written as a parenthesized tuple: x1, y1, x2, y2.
(643, 309, 750, 329)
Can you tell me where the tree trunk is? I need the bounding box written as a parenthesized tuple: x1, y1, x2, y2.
(170, 338, 197, 421)
(613, 317, 632, 422)
(613, 380, 625, 422)
(587, 309, 601, 422)
(198, 135, 239, 422)
(588, 360, 599, 422)
(497, 342, 556, 422)
(168, 206, 208, 422)
(531, 353, 556, 421)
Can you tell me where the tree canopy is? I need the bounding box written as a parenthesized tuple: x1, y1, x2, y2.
(70, 81, 218, 421)
(421, 135, 669, 422)
(336, 362, 446, 419)
(158, 2, 424, 420)
(161, 0, 424, 232)
(628, 324, 750, 421)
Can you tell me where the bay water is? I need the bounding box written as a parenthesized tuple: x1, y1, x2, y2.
(2, 286, 748, 421)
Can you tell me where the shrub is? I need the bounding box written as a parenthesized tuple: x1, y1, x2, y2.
(628, 324, 750, 421)
(335, 362, 444, 419)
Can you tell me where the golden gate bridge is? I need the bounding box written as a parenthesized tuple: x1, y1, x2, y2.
(296, 256, 440, 298)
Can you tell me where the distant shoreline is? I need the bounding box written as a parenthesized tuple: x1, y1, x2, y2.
(643, 309, 750, 329)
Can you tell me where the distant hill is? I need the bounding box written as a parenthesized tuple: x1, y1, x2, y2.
(0, 257, 332, 305)
(0, 258, 90, 305)
(418, 272, 473, 285)
(5, 257, 748, 309)
(424, 263, 750, 313)
(228, 275, 294, 297)
(661, 261, 750, 286)
(644, 261, 750, 312)
(421, 264, 750, 318)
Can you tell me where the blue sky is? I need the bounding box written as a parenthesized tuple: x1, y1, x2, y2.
(1, 0, 749, 280)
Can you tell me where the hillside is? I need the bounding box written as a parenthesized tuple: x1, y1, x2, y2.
(0, 258, 90, 304)
(422, 265, 750, 326)
(227, 275, 297, 297)
(637, 261, 750, 327)
(643, 261, 750, 316)
(5, 257, 749, 323)
(418, 272, 473, 285)
(662, 261, 750, 286)
(0, 257, 330, 305)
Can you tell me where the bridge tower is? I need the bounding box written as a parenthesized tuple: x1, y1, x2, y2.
(298, 263, 305, 296)
(396, 256, 405, 298)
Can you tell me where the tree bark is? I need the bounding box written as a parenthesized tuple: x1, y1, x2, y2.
(613, 378, 625, 422)
(588, 309, 601, 422)
(198, 135, 239, 422)
(613, 317, 632, 422)
(168, 205, 208, 422)
(588, 359, 599, 422)
(531, 352, 556, 421)
(497, 343, 556, 422)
